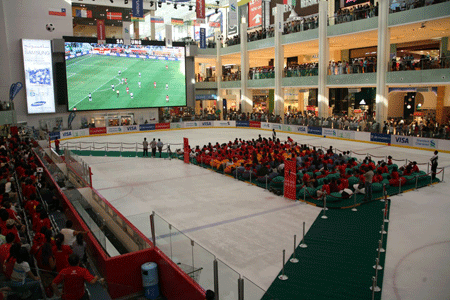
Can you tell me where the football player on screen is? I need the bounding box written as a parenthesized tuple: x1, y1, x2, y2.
(118, 70, 122, 76)
(154, 81, 156, 88)
(166, 95, 169, 102)
(139, 72, 141, 78)
(117, 90, 120, 98)
(130, 92, 134, 99)
(111, 84, 115, 91)
(138, 81, 141, 88)
(166, 65, 168, 70)
(125, 78, 128, 85)
(89, 93, 92, 102)
(166, 83, 168, 90)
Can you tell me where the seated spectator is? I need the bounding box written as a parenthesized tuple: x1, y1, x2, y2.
(0, 233, 15, 270)
(316, 179, 330, 198)
(5, 247, 41, 297)
(411, 161, 419, 173)
(391, 167, 399, 179)
(373, 170, 383, 183)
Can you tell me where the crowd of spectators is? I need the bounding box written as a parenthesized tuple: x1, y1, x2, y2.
(285, 63, 319, 77)
(223, 71, 241, 81)
(247, 27, 275, 42)
(391, 55, 450, 71)
(186, 134, 426, 200)
(0, 134, 102, 299)
(283, 16, 319, 34)
(333, 3, 378, 24)
(249, 67, 275, 80)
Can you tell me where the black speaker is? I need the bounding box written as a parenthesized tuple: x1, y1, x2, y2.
(54, 62, 68, 105)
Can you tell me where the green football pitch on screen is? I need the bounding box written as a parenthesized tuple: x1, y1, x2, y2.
(66, 54, 186, 111)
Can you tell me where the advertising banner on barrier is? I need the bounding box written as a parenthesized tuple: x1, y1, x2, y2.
(60, 130, 73, 138)
(261, 122, 272, 129)
(282, 124, 293, 131)
(89, 127, 107, 135)
(284, 160, 297, 200)
(439, 139, 450, 152)
(297, 126, 307, 133)
(336, 130, 355, 140)
(72, 129, 89, 137)
(49, 131, 60, 140)
(249, 121, 261, 128)
(201, 121, 213, 127)
(156, 123, 170, 129)
(322, 128, 338, 137)
(107, 126, 124, 134)
(184, 121, 199, 128)
(272, 123, 282, 130)
(183, 137, 189, 163)
(139, 124, 156, 131)
(391, 135, 413, 146)
(414, 137, 438, 149)
(123, 125, 139, 132)
(236, 121, 250, 127)
(214, 121, 236, 127)
(307, 126, 322, 135)
(370, 133, 391, 143)
(170, 122, 184, 129)
(355, 131, 370, 142)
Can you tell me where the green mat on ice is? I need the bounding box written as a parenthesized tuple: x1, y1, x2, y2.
(262, 200, 389, 300)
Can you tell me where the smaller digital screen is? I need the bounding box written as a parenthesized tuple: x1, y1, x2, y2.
(22, 39, 56, 114)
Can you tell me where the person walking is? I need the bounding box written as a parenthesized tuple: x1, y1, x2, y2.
(55, 138, 60, 154)
(157, 139, 163, 158)
(142, 138, 149, 157)
(150, 138, 157, 157)
(363, 166, 374, 201)
(430, 150, 438, 180)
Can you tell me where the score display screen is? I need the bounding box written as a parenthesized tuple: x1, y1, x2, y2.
(65, 42, 186, 111)
(22, 39, 56, 114)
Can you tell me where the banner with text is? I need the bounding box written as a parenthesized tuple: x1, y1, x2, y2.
(229, 0, 238, 30)
(370, 133, 391, 144)
(184, 137, 190, 163)
(200, 27, 206, 49)
(196, 0, 205, 20)
(284, 160, 297, 200)
(97, 20, 106, 43)
(249, 0, 262, 28)
(132, 0, 144, 18)
(413, 137, 438, 149)
(122, 21, 131, 45)
(214, 121, 236, 127)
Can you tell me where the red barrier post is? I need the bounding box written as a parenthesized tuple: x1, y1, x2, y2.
(89, 166, 93, 188)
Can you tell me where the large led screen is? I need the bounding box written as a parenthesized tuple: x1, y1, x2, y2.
(65, 42, 186, 111)
(22, 39, 56, 114)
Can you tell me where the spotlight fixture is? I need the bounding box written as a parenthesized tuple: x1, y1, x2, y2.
(181, 3, 185, 6)
(215, 8, 218, 13)
(189, 5, 192, 10)
(158, 1, 162, 7)
(174, 3, 177, 9)
(167, 1, 171, 5)
(150, 1, 154, 7)
(124, 0, 128, 3)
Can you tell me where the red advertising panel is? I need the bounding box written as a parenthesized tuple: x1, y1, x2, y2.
(89, 127, 107, 135)
(249, 121, 261, 128)
(248, 0, 262, 28)
(156, 123, 170, 130)
(284, 160, 297, 200)
(97, 19, 106, 41)
(183, 137, 189, 163)
(196, 0, 205, 20)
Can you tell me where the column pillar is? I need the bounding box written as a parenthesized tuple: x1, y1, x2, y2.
(436, 86, 445, 124)
(215, 32, 223, 120)
(133, 21, 140, 39)
(318, 0, 329, 118)
(150, 11, 156, 40)
(274, 4, 284, 122)
(440, 37, 449, 58)
(375, 0, 389, 127)
(328, 0, 335, 26)
(240, 21, 252, 113)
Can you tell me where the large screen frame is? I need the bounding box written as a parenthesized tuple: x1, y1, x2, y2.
(22, 39, 56, 114)
(63, 36, 187, 112)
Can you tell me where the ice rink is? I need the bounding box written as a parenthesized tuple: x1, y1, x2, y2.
(70, 128, 450, 298)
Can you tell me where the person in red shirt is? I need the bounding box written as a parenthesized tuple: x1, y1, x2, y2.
(373, 170, 383, 183)
(302, 170, 310, 184)
(52, 254, 103, 300)
(387, 156, 393, 165)
(391, 167, 399, 180)
(0, 233, 15, 268)
(411, 161, 420, 173)
(317, 179, 330, 198)
(2, 219, 20, 244)
(53, 233, 73, 272)
(55, 138, 60, 153)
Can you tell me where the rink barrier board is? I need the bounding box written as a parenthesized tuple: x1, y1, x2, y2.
(51, 123, 450, 154)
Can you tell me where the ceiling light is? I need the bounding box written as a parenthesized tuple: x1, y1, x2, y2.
(189, 5, 192, 10)
(359, 100, 366, 105)
(174, 3, 177, 8)
(124, 0, 128, 3)
(158, 1, 162, 7)
(407, 105, 411, 109)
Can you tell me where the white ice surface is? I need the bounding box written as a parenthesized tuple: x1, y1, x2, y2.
(69, 128, 450, 297)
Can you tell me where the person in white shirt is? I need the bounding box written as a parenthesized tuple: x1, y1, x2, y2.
(60, 220, 87, 246)
(7, 246, 40, 295)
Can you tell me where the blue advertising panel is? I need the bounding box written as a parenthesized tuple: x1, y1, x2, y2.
(139, 124, 156, 131)
(200, 28, 206, 49)
(371, 133, 391, 143)
(307, 126, 322, 135)
(236, 121, 250, 127)
(49, 131, 61, 141)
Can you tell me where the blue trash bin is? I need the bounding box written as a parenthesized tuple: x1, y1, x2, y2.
(142, 262, 159, 299)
